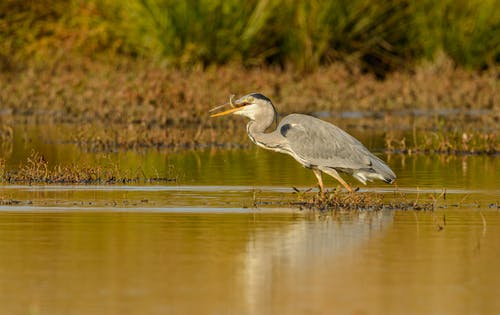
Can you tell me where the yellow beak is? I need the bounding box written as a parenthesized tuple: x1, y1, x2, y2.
(209, 106, 244, 117)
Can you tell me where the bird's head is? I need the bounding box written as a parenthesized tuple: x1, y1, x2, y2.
(210, 93, 277, 125)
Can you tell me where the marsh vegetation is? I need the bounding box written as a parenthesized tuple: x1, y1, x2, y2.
(0, 0, 498, 211)
(1, 3, 499, 313)
(1, 0, 498, 73)
(1, 60, 497, 154)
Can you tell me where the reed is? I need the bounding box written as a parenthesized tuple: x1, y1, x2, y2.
(1, 0, 497, 73)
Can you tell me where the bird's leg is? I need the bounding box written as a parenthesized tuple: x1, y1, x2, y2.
(312, 169, 325, 195)
(338, 178, 353, 193)
(322, 168, 353, 193)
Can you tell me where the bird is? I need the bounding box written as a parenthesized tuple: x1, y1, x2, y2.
(210, 93, 396, 193)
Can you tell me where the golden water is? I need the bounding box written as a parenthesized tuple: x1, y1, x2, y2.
(0, 126, 499, 315)
(0, 210, 499, 315)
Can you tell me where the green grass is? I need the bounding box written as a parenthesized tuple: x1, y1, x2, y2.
(0, 0, 498, 73)
(411, 0, 499, 69)
(137, 0, 282, 66)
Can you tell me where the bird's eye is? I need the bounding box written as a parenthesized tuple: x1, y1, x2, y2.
(246, 96, 255, 103)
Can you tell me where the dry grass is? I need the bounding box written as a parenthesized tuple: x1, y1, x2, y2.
(291, 189, 436, 211)
(385, 129, 498, 155)
(0, 151, 176, 184)
(0, 58, 498, 153)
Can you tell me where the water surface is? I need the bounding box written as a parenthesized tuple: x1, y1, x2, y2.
(0, 125, 499, 315)
(1, 210, 499, 315)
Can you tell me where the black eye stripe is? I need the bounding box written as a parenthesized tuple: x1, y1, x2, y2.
(249, 93, 271, 102)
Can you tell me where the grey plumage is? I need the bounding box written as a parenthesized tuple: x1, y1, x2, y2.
(210, 93, 396, 192)
(277, 114, 395, 183)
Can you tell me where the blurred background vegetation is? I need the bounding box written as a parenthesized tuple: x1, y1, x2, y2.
(0, 0, 499, 76)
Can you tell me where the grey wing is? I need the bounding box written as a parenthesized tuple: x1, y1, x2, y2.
(278, 114, 376, 171)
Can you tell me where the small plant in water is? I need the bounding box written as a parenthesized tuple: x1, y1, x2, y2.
(0, 151, 177, 184)
(292, 189, 384, 211)
(292, 187, 436, 211)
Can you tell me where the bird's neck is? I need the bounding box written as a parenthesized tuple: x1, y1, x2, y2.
(246, 117, 277, 147)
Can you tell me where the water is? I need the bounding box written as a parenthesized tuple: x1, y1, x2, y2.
(0, 126, 499, 315)
(1, 210, 499, 315)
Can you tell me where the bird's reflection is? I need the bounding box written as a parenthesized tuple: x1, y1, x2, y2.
(242, 210, 393, 312)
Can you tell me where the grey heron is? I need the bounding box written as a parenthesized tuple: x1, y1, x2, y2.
(210, 93, 396, 193)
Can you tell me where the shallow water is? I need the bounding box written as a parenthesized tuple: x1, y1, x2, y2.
(0, 126, 499, 315)
(1, 209, 499, 315)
